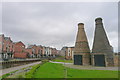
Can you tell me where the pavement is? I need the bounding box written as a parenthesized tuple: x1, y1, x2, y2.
(50, 61, 118, 71)
(0, 61, 41, 76)
(49, 61, 72, 64)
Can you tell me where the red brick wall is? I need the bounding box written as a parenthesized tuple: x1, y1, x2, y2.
(52, 48, 57, 55)
(13, 41, 25, 53)
(2, 37, 13, 53)
(26, 45, 43, 56)
(0, 35, 4, 53)
(14, 52, 28, 58)
(37, 46, 43, 55)
(25, 48, 33, 55)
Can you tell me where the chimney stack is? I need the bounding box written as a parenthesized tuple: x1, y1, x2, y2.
(92, 17, 114, 67)
(74, 23, 90, 66)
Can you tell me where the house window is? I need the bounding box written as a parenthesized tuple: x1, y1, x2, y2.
(22, 46, 24, 48)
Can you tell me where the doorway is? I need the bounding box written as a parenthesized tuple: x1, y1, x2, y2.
(94, 55, 105, 67)
(74, 55, 82, 65)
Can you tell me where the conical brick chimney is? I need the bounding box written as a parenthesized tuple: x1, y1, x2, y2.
(92, 18, 113, 54)
(92, 17, 114, 66)
(74, 23, 90, 66)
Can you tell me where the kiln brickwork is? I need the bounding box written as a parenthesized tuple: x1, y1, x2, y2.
(92, 17, 114, 67)
(73, 18, 115, 67)
(74, 23, 90, 66)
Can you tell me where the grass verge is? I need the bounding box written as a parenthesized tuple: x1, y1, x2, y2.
(52, 59, 73, 63)
(33, 62, 118, 78)
(25, 64, 40, 78)
(25, 60, 48, 78)
(33, 62, 65, 78)
(0, 70, 18, 79)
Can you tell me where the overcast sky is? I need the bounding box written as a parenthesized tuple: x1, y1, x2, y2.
(0, 2, 118, 52)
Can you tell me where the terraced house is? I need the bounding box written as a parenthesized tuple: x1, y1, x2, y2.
(60, 46, 74, 60)
(0, 34, 14, 60)
(0, 34, 58, 60)
(51, 48, 58, 57)
(13, 41, 28, 59)
(65, 47, 74, 60)
(43, 47, 52, 57)
(25, 45, 43, 58)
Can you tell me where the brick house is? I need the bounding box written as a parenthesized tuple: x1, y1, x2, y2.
(14, 52, 28, 59)
(60, 46, 67, 57)
(0, 34, 14, 60)
(42, 47, 58, 57)
(13, 41, 25, 53)
(66, 47, 74, 60)
(42, 46, 45, 57)
(25, 48, 33, 58)
(37, 45, 43, 57)
(51, 48, 57, 57)
(43, 47, 52, 57)
(13, 41, 28, 58)
(0, 34, 58, 59)
(26, 45, 37, 58)
(0, 34, 4, 59)
(26, 45, 40, 58)
(60, 46, 74, 60)
(25, 45, 44, 58)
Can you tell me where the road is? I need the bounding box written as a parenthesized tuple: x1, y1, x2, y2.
(0, 61, 41, 76)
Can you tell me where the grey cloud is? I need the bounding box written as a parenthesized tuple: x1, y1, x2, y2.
(2, 2, 118, 52)
(0, 2, 2, 33)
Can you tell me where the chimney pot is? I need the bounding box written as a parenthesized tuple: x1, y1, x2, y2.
(78, 23, 84, 26)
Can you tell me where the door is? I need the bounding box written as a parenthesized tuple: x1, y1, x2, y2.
(94, 55, 105, 67)
(74, 55, 82, 65)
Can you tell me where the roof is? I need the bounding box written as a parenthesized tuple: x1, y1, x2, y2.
(4, 37, 9, 40)
(4, 37, 12, 42)
(69, 46, 75, 48)
(0, 34, 4, 36)
(13, 42, 17, 44)
(14, 41, 25, 46)
(27, 45, 35, 48)
(61, 46, 68, 50)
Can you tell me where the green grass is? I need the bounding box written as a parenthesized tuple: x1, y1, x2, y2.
(25, 60, 48, 78)
(8, 72, 26, 78)
(67, 68, 118, 78)
(34, 62, 65, 78)
(52, 59, 73, 63)
(33, 62, 118, 78)
(25, 64, 40, 78)
(2, 62, 118, 78)
(0, 70, 18, 79)
(2, 63, 41, 78)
